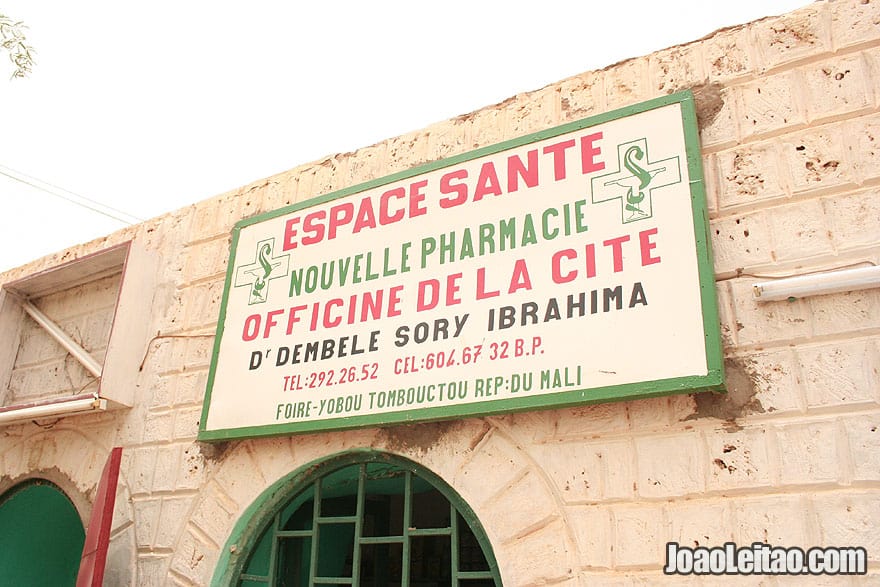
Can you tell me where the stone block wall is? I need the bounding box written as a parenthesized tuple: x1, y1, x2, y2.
(0, 1, 878, 584)
(4, 271, 120, 404)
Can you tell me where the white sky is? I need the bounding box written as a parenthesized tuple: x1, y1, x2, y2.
(0, 0, 808, 272)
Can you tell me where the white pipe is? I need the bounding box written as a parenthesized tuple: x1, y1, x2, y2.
(18, 299, 104, 378)
(753, 265, 880, 302)
(0, 396, 107, 426)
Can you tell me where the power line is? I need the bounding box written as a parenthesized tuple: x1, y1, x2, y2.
(0, 164, 144, 225)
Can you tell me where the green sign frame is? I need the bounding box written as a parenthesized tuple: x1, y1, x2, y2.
(199, 90, 725, 441)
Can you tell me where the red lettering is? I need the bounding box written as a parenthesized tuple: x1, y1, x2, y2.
(309, 301, 320, 331)
(474, 162, 502, 201)
(282, 217, 300, 250)
(640, 228, 661, 265)
(476, 267, 500, 299)
(379, 187, 406, 224)
(352, 198, 377, 233)
(508, 259, 532, 293)
(542, 139, 576, 180)
(301, 211, 326, 245)
(323, 298, 343, 328)
(551, 249, 577, 284)
(584, 243, 596, 278)
(328, 202, 354, 239)
(347, 294, 358, 324)
(286, 305, 307, 334)
(360, 291, 382, 321)
(507, 150, 539, 193)
(409, 180, 429, 218)
(388, 285, 404, 317)
(439, 169, 468, 208)
(603, 235, 630, 273)
(242, 314, 260, 341)
(417, 279, 440, 311)
(446, 273, 462, 306)
(581, 132, 605, 174)
(264, 309, 284, 338)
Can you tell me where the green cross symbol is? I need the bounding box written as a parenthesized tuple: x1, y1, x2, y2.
(234, 238, 290, 305)
(591, 138, 681, 224)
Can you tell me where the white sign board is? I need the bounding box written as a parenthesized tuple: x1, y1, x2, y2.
(200, 92, 724, 440)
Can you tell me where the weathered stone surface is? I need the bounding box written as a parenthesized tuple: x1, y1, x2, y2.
(1, 4, 878, 585)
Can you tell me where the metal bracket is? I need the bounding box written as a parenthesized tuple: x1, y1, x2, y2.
(10, 293, 104, 378)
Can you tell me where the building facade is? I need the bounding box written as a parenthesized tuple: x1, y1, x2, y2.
(0, 1, 878, 584)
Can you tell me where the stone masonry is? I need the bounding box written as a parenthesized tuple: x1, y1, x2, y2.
(0, 1, 878, 584)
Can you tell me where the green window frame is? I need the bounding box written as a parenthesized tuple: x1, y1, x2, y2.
(216, 451, 501, 587)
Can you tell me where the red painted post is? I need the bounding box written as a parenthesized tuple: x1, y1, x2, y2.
(76, 447, 123, 587)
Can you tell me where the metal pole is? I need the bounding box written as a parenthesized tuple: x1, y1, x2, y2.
(18, 298, 104, 378)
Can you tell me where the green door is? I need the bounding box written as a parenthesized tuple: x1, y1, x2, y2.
(0, 480, 86, 586)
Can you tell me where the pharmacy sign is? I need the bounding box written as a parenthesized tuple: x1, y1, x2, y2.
(200, 91, 724, 441)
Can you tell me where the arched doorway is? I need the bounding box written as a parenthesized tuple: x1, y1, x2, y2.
(218, 451, 500, 586)
(0, 479, 85, 585)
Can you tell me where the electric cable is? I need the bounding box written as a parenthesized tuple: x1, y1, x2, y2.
(0, 164, 143, 225)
